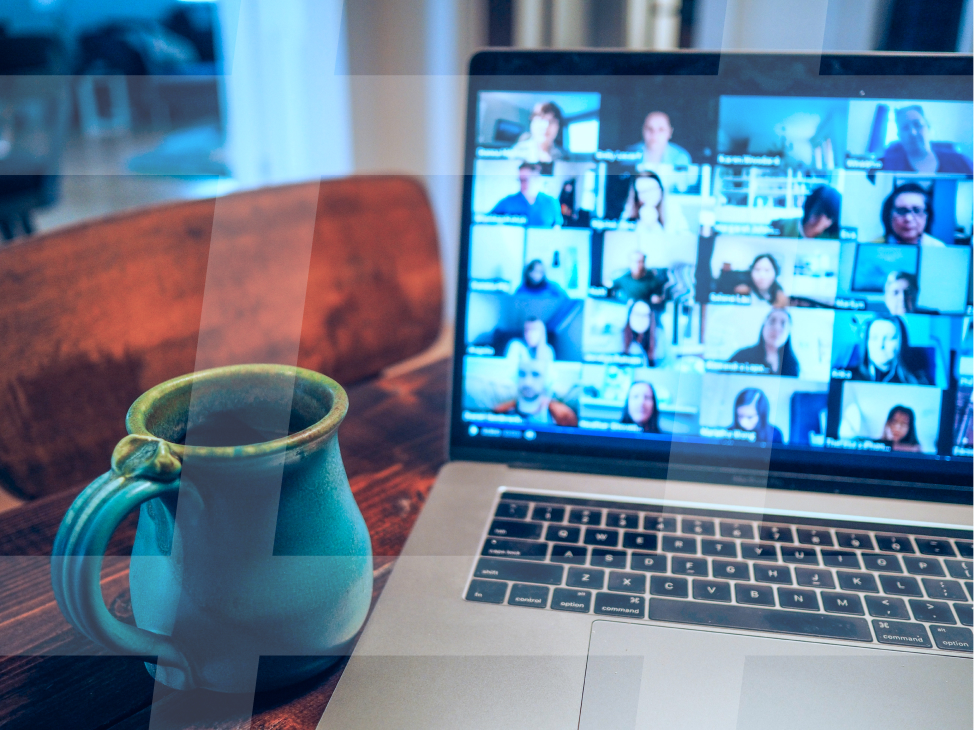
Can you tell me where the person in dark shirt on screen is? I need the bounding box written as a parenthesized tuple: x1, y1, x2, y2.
(490, 162, 563, 227)
(515, 259, 566, 299)
(771, 185, 841, 239)
(730, 388, 783, 444)
(729, 308, 800, 377)
(611, 250, 665, 305)
(621, 381, 661, 433)
(879, 405, 922, 453)
(849, 315, 929, 385)
(883, 271, 919, 315)
(881, 105, 973, 174)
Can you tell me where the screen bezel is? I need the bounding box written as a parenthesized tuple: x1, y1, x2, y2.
(449, 49, 974, 505)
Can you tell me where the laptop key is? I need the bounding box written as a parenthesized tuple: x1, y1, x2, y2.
(909, 599, 956, 624)
(489, 520, 543, 540)
(682, 518, 715, 536)
(836, 531, 874, 550)
(903, 557, 944, 576)
(590, 548, 626, 568)
(508, 583, 549, 608)
(837, 571, 879, 593)
(474, 558, 563, 585)
(622, 531, 659, 551)
(754, 564, 792, 585)
(662, 535, 697, 554)
(481, 538, 548, 561)
(879, 574, 922, 596)
(795, 567, 834, 588)
(922, 578, 966, 601)
(759, 524, 794, 543)
(584, 528, 620, 547)
(873, 620, 931, 648)
(954, 603, 973, 626)
(545, 525, 581, 543)
(693, 579, 732, 602)
(875, 534, 914, 553)
(551, 588, 592, 613)
(865, 595, 909, 619)
(914, 538, 955, 557)
(862, 553, 901, 573)
(568, 508, 602, 526)
(630, 552, 667, 573)
(956, 541, 973, 559)
(594, 592, 645, 618)
(967, 582, 973, 600)
(945, 559, 972, 580)
(741, 543, 778, 562)
(777, 588, 819, 611)
(550, 544, 587, 565)
(466, 579, 508, 604)
(781, 547, 819, 565)
(929, 625, 973, 652)
(606, 511, 639, 529)
(531, 505, 565, 522)
(608, 571, 647, 594)
(735, 583, 775, 606)
(713, 560, 750, 581)
(650, 575, 689, 598)
(822, 550, 860, 569)
(822, 592, 864, 615)
(644, 515, 678, 533)
(495, 501, 528, 520)
(671, 557, 708, 576)
(650, 598, 872, 642)
(720, 521, 755, 540)
(796, 528, 834, 547)
(701, 539, 737, 558)
(567, 567, 605, 590)
(550, 588, 592, 613)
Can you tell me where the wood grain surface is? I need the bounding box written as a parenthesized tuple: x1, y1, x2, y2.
(0, 176, 442, 501)
(0, 358, 450, 730)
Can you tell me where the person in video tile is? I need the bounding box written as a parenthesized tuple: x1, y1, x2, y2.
(627, 111, 692, 168)
(508, 101, 566, 164)
(850, 315, 930, 385)
(490, 162, 564, 227)
(622, 300, 657, 366)
(879, 405, 922, 453)
(492, 356, 578, 426)
(733, 254, 789, 307)
(880, 182, 944, 246)
(515, 259, 567, 298)
(621, 170, 689, 234)
(621, 381, 661, 433)
(730, 388, 783, 444)
(504, 316, 555, 363)
(883, 271, 918, 315)
(610, 250, 665, 305)
(729, 308, 800, 377)
(880, 105, 973, 174)
(771, 185, 842, 239)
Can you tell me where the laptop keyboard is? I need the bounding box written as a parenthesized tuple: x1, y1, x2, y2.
(464, 491, 974, 654)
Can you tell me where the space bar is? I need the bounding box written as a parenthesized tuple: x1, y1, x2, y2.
(649, 598, 873, 642)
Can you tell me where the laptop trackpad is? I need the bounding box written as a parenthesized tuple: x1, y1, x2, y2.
(579, 620, 972, 730)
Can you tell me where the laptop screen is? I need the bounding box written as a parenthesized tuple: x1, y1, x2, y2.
(451, 52, 973, 499)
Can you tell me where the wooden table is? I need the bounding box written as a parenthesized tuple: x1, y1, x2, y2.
(0, 358, 450, 730)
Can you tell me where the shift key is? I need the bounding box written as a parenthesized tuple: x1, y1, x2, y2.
(475, 557, 563, 585)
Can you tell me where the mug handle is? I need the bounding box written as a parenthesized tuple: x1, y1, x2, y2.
(51, 435, 194, 683)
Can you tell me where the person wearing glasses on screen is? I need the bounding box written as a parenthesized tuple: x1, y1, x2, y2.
(849, 315, 930, 385)
(883, 271, 919, 315)
(879, 405, 922, 453)
(729, 388, 783, 445)
(729, 308, 800, 377)
(621, 381, 661, 434)
(508, 102, 566, 164)
(490, 163, 564, 228)
(771, 185, 841, 239)
(626, 111, 692, 169)
(879, 182, 944, 246)
(880, 105, 973, 174)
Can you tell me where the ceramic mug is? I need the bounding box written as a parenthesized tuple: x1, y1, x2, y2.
(51, 364, 373, 692)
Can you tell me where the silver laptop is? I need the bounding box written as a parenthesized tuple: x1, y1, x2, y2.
(320, 51, 973, 729)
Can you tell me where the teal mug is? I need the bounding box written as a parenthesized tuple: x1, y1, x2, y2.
(51, 364, 373, 692)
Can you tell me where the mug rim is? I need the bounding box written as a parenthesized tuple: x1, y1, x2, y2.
(126, 364, 348, 459)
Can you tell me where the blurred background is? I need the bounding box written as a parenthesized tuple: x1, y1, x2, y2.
(1, 0, 971, 311)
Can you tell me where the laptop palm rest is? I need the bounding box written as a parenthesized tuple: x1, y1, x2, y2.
(579, 620, 972, 730)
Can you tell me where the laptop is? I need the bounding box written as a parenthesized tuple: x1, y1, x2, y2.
(320, 51, 973, 729)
